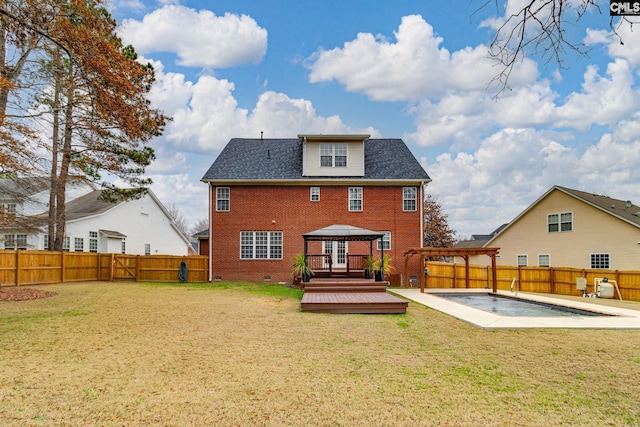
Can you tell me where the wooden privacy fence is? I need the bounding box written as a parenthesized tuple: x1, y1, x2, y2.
(0, 250, 208, 286)
(423, 261, 640, 302)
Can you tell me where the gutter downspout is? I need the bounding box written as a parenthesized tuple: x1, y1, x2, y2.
(208, 182, 213, 282)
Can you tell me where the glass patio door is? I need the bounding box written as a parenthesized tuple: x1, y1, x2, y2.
(322, 241, 347, 269)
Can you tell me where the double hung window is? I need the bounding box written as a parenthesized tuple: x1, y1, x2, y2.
(377, 232, 391, 250)
(310, 187, 320, 201)
(349, 187, 362, 211)
(403, 187, 417, 211)
(216, 187, 230, 212)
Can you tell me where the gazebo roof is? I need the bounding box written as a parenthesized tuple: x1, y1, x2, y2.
(302, 224, 384, 241)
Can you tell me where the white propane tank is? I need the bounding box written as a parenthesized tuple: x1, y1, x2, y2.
(599, 283, 614, 299)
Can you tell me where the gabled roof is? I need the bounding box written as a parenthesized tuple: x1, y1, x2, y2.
(30, 189, 191, 245)
(484, 185, 640, 247)
(63, 190, 120, 220)
(0, 177, 51, 201)
(201, 137, 431, 182)
(454, 224, 508, 249)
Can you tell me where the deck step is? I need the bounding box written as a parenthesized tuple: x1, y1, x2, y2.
(303, 286, 388, 293)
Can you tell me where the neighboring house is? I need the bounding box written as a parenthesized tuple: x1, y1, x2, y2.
(459, 185, 640, 270)
(1, 179, 191, 255)
(192, 229, 209, 256)
(201, 134, 431, 282)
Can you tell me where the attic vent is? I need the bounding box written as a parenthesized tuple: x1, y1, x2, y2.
(626, 200, 633, 208)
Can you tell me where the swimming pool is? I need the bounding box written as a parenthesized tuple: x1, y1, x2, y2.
(432, 292, 606, 317)
(387, 289, 640, 329)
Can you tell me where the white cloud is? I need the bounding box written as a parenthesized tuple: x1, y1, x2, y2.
(555, 59, 639, 130)
(585, 24, 640, 68)
(307, 15, 540, 102)
(119, 5, 267, 68)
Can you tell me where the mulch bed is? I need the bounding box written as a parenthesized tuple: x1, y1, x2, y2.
(0, 287, 57, 301)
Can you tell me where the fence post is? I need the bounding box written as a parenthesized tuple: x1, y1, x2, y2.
(136, 255, 141, 282)
(15, 250, 20, 287)
(61, 251, 65, 283)
(550, 267, 555, 294)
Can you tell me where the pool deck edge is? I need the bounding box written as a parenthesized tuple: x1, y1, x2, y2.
(388, 288, 640, 329)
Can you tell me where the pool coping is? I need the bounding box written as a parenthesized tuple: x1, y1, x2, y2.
(388, 288, 640, 329)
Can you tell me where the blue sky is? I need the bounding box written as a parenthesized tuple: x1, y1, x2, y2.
(109, 0, 640, 237)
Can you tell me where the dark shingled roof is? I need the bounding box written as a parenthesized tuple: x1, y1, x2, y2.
(201, 138, 430, 181)
(556, 186, 640, 227)
(63, 190, 120, 220)
(31, 190, 120, 222)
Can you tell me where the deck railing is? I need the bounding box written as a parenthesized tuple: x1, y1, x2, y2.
(306, 253, 369, 276)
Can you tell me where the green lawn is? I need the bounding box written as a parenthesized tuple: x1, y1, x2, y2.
(1, 281, 639, 426)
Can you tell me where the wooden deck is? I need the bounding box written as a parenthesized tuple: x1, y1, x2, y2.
(300, 278, 408, 314)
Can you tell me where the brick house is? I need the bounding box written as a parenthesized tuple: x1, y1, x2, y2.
(201, 134, 431, 283)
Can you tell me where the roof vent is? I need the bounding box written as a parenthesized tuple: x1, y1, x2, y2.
(626, 200, 633, 208)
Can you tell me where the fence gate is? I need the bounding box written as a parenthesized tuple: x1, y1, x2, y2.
(112, 255, 137, 281)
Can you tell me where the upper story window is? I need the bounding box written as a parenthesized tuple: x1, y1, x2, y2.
(0, 203, 16, 223)
(349, 187, 362, 211)
(320, 143, 347, 167)
(74, 237, 84, 252)
(216, 187, 230, 212)
(63, 236, 70, 252)
(403, 187, 417, 211)
(145, 243, 151, 255)
(310, 187, 320, 201)
(548, 212, 572, 232)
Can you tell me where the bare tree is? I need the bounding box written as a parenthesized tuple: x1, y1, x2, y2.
(190, 218, 209, 236)
(476, 1, 637, 93)
(423, 193, 456, 250)
(166, 203, 190, 238)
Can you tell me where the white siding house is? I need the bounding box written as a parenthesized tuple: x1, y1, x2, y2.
(1, 178, 190, 255)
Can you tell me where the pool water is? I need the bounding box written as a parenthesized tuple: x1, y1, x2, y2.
(432, 293, 609, 317)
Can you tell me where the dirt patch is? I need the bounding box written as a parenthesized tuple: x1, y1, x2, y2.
(0, 286, 57, 301)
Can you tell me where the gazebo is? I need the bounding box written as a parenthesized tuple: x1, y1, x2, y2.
(302, 224, 385, 281)
(403, 247, 501, 293)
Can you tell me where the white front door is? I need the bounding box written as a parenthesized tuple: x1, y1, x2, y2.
(323, 241, 347, 268)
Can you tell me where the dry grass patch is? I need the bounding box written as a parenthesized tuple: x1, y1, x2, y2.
(1, 282, 639, 426)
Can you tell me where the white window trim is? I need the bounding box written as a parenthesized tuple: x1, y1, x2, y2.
(538, 253, 550, 267)
(310, 187, 320, 202)
(240, 231, 283, 260)
(590, 253, 611, 269)
(403, 187, 417, 211)
(319, 143, 348, 168)
(517, 254, 528, 267)
(547, 211, 573, 233)
(216, 187, 230, 212)
(349, 187, 363, 212)
(377, 231, 391, 250)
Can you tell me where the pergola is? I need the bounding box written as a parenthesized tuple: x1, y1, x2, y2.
(403, 247, 501, 293)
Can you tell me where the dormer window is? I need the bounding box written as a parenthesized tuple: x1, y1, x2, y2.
(320, 143, 347, 167)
